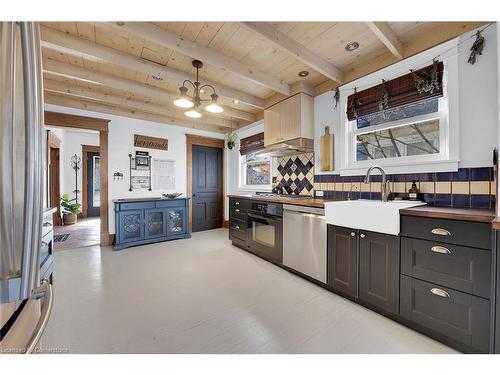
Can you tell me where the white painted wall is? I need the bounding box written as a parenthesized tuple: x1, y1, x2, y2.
(55, 128, 99, 201)
(224, 120, 265, 219)
(314, 24, 499, 175)
(45, 103, 223, 234)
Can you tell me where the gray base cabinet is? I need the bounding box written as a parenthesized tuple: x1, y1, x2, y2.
(400, 275, 490, 353)
(114, 198, 190, 250)
(400, 214, 492, 353)
(327, 225, 399, 315)
(327, 225, 359, 298)
(359, 231, 400, 315)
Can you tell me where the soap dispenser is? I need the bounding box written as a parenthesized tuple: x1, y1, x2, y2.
(408, 180, 419, 201)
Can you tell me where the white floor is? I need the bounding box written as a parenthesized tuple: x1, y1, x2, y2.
(41, 228, 457, 354)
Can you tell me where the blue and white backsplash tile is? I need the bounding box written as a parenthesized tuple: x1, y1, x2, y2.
(275, 153, 314, 195)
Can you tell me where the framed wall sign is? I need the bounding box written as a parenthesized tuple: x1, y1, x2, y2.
(134, 134, 168, 151)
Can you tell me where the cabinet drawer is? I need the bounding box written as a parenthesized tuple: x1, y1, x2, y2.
(401, 237, 491, 298)
(119, 201, 156, 210)
(400, 275, 490, 352)
(229, 221, 246, 241)
(156, 200, 184, 208)
(229, 198, 250, 209)
(400, 215, 492, 250)
(229, 207, 247, 222)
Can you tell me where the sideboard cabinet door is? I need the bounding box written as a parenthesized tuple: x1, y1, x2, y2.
(166, 206, 187, 235)
(145, 209, 167, 239)
(119, 210, 144, 243)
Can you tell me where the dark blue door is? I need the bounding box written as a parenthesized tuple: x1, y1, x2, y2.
(192, 145, 222, 232)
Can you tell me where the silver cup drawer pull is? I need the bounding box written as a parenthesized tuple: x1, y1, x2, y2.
(235, 208, 240, 213)
(235, 225, 240, 230)
(431, 245, 451, 254)
(235, 201, 240, 205)
(431, 228, 451, 236)
(430, 287, 450, 298)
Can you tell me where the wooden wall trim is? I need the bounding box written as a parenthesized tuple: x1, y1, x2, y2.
(45, 111, 110, 132)
(99, 130, 110, 246)
(45, 111, 111, 246)
(81, 144, 100, 218)
(186, 134, 225, 233)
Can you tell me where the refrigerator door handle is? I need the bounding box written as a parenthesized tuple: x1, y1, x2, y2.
(24, 279, 54, 354)
(20, 22, 44, 296)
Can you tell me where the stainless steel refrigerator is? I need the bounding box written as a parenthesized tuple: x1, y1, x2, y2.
(0, 21, 53, 354)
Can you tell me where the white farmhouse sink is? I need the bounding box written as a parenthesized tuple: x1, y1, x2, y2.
(324, 200, 426, 235)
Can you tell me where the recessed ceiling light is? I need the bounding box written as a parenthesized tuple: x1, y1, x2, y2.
(116, 21, 125, 26)
(345, 41, 360, 52)
(233, 99, 239, 104)
(298, 70, 309, 77)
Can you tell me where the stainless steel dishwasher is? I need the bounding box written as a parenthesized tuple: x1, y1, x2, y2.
(283, 204, 327, 283)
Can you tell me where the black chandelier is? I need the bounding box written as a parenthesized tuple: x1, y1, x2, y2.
(173, 59, 223, 118)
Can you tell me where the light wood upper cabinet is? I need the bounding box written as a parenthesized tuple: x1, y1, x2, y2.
(264, 93, 314, 147)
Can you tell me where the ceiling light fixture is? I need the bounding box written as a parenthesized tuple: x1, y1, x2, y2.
(298, 70, 309, 77)
(173, 59, 223, 118)
(345, 41, 360, 52)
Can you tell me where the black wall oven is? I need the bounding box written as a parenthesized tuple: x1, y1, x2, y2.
(247, 202, 283, 263)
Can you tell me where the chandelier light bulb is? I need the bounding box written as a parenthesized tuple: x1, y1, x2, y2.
(205, 94, 224, 113)
(174, 86, 194, 108)
(185, 109, 202, 118)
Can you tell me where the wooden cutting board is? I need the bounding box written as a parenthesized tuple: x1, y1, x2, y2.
(320, 126, 334, 171)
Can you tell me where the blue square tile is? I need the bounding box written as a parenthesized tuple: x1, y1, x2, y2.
(325, 174, 336, 183)
(370, 192, 381, 200)
(470, 167, 491, 181)
(471, 194, 491, 208)
(351, 175, 364, 182)
(369, 175, 382, 182)
(435, 194, 451, 207)
(435, 172, 451, 182)
(360, 192, 370, 200)
(418, 173, 435, 182)
(452, 194, 470, 208)
(451, 168, 470, 181)
(350, 191, 360, 200)
(422, 193, 435, 205)
(393, 174, 406, 182)
(313, 174, 321, 183)
(405, 174, 419, 183)
(341, 175, 351, 182)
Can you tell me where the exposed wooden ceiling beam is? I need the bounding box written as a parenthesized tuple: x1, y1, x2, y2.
(43, 79, 236, 129)
(108, 22, 291, 95)
(44, 93, 228, 133)
(40, 25, 264, 110)
(43, 59, 248, 126)
(365, 22, 404, 60)
(239, 22, 344, 83)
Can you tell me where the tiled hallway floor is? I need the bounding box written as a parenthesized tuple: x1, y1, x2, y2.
(54, 217, 100, 250)
(41, 228, 457, 354)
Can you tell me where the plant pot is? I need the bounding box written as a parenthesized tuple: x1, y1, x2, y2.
(63, 213, 77, 225)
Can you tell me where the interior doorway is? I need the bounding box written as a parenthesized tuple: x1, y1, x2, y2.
(186, 135, 225, 233)
(47, 130, 62, 226)
(82, 145, 101, 218)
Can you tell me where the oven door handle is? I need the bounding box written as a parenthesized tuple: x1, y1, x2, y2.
(247, 212, 282, 223)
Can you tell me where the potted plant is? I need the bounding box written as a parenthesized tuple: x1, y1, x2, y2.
(224, 132, 239, 150)
(60, 193, 81, 225)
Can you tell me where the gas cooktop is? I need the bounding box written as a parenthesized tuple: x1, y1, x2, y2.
(252, 192, 312, 199)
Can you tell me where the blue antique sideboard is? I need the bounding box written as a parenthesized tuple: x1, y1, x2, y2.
(113, 197, 190, 250)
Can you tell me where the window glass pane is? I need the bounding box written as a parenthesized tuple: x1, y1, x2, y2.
(245, 152, 268, 162)
(246, 162, 270, 185)
(356, 119, 439, 161)
(356, 98, 439, 129)
(93, 156, 100, 207)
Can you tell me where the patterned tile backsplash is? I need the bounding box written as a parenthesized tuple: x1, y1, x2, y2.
(314, 167, 496, 209)
(274, 153, 315, 195)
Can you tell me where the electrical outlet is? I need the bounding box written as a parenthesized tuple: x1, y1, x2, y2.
(316, 190, 324, 197)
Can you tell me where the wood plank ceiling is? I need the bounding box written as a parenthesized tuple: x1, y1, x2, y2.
(41, 21, 487, 133)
